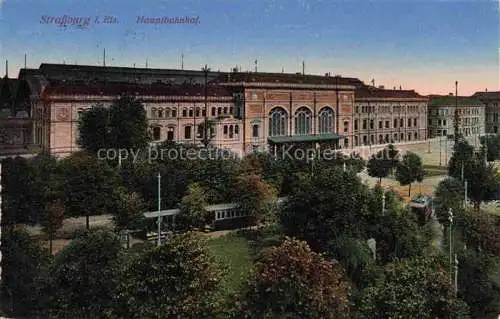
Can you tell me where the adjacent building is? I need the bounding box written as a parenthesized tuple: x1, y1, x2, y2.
(472, 91, 500, 134)
(0, 76, 37, 156)
(427, 95, 485, 138)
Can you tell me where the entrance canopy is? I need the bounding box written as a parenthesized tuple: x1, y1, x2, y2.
(267, 133, 341, 144)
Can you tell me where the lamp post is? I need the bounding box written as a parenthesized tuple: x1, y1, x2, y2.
(157, 172, 162, 247)
(464, 180, 468, 209)
(382, 192, 386, 215)
(448, 208, 454, 285)
(454, 253, 459, 296)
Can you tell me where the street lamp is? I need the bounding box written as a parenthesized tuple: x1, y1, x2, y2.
(382, 192, 386, 215)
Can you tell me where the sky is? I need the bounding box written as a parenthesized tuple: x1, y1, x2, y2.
(0, 0, 498, 95)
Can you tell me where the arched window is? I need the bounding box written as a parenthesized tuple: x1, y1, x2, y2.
(165, 108, 171, 118)
(217, 107, 222, 115)
(269, 107, 288, 136)
(196, 107, 201, 117)
(229, 125, 234, 138)
(172, 108, 177, 117)
(189, 109, 193, 117)
(167, 126, 175, 141)
(152, 127, 161, 141)
(295, 107, 312, 135)
(182, 108, 187, 117)
(152, 108, 158, 118)
(234, 125, 239, 135)
(318, 107, 334, 134)
(158, 109, 163, 118)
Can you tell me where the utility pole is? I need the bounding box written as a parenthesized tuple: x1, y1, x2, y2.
(461, 162, 464, 181)
(181, 53, 184, 70)
(448, 208, 454, 286)
(103, 48, 106, 67)
(202, 65, 210, 147)
(454, 81, 459, 145)
(0, 163, 3, 287)
(157, 172, 162, 247)
(454, 253, 458, 296)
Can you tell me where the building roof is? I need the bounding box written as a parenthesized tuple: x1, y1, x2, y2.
(42, 82, 233, 97)
(355, 86, 426, 99)
(216, 72, 364, 86)
(428, 95, 483, 107)
(472, 91, 500, 100)
(268, 133, 341, 144)
(36, 63, 222, 85)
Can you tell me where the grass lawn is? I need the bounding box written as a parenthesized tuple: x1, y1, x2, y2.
(206, 233, 254, 297)
(424, 169, 447, 177)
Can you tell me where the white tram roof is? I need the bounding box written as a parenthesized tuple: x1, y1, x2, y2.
(143, 197, 288, 218)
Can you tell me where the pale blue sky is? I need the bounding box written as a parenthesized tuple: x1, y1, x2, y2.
(0, 0, 498, 95)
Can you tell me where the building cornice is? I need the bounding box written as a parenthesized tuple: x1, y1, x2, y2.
(219, 82, 356, 90)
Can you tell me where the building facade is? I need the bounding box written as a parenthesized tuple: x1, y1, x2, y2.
(19, 63, 428, 157)
(427, 95, 485, 138)
(472, 91, 500, 134)
(353, 86, 428, 147)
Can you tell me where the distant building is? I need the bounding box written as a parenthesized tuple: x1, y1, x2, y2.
(427, 95, 485, 139)
(472, 91, 500, 134)
(0, 76, 36, 157)
(18, 63, 428, 157)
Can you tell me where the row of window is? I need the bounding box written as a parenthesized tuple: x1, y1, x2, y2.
(151, 124, 240, 141)
(215, 210, 248, 220)
(431, 108, 481, 116)
(354, 118, 419, 131)
(268, 106, 336, 136)
(352, 132, 420, 146)
(150, 106, 234, 119)
(357, 105, 422, 114)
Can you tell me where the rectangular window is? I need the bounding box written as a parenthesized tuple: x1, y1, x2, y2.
(363, 119, 367, 129)
(378, 121, 382, 129)
(252, 124, 259, 137)
(385, 121, 389, 128)
(211, 108, 216, 116)
(354, 120, 359, 131)
(408, 118, 412, 127)
(370, 120, 374, 129)
(344, 121, 349, 133)
(413, 118, 417, 126)
(184, 126, 192, 139)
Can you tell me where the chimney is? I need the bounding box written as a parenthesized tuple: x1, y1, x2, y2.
(399, 85, 402, 90)
(486, 88, 488, 92)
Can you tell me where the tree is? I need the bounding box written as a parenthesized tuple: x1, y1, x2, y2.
(358, 255, 470, 318)
(1, 229, 50, 317)
(435, 177, 465, 221)
(1, 156, 38, 225)
(38, 230, 123, 318)
(109, 95, 150, 150)
(367, 145, 399, 184)
(112, 187, 146, 232)
(112, 232, 224, 318)
(395, 152, 424, 196)
(448, 140, 500, 210)
(178, 182, 209, 230)
(480, 133, 500, 162)
(231, 237, 350, 319)
(60, 151, 120, 229)
(40, 199, 65, 254)
(235, 173, 278, 226)
(77, 105, 111, 154)
(280, 167, 371, 251)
